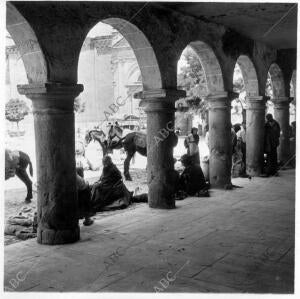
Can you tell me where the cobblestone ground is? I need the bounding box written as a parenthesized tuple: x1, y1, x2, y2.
(5, 131, 207, 245)
(4, 166, 149, 245)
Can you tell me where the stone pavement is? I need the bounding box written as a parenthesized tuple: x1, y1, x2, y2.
(4, 169, 295, 293)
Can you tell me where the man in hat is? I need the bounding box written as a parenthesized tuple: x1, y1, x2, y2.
(263, 113, 281, 176)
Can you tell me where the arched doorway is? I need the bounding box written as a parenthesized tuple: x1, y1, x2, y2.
(6, 2, 47, 83)
(235, 55, 264, 176)
(267, 63, 292, 165)
(177, 40, 231, 188)
(78, 17, 175, 210)
(5, 3, 47, 209)
(76, 20, 152, 171)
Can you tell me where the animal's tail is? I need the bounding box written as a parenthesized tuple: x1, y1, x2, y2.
(29, 160, 33, 177)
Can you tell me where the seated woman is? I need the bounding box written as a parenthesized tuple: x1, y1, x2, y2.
(231, 139, 245, 178)
(91, 156, 133, 211)
(76, 172, 94, 226)
(177, 154, 209, 198)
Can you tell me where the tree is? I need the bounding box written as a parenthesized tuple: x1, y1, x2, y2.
(5, 98, 29, 130)
(177, 46, 207, 97)
(177, 46, 209, 133)
(74, 97, 86, 114)
(232, 64, 246, 124)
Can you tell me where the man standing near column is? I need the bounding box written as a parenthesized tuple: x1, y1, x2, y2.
(184, 127, 200, 165)
(263, 113, 281, 176)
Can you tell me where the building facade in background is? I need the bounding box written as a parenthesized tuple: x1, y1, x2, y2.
(6, 31, 144, 128)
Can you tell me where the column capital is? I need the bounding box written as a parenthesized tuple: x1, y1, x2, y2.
(272, 96, 292, 109)
(206, 91, 228, 100)
(206, 91, 231, 110)
(134, 89, 186, 100)
(18, 83, 84, 114)
(17, 83, 84, 100)
(135, 89, 186, 113)
(246, 96, 266, 110)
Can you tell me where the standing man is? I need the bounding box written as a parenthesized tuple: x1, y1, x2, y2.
(237, 122, 246, 166)
(184, 127, 200, 165)
(263, 113, 281, 176)
(237, 122, 247, 176)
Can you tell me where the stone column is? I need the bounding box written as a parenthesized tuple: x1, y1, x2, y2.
(273, 97, 291, 164)
(207, 92, 232, 188)
(136, 89, 185, 209)
(18, 83, 83, 245)
(245, 96, 266, 176)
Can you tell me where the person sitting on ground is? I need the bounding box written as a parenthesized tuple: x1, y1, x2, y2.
(176, 154, 209, 198)
(184, 127, 200, 165)
(231, 138, 245, 178)
(76, 171, 94, 226)
(91, 156, 147, 211)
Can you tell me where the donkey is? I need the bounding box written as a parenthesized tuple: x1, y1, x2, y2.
(5, 149, 33, 203)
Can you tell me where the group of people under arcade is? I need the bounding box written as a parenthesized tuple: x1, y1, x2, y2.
(77, 112, 294, 226)
(77, 153, 210, 226)
(232, 113, 294, 177)
(184, 112, 295, 179)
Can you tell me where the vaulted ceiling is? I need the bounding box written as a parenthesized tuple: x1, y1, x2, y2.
(157, 2, 297, 49)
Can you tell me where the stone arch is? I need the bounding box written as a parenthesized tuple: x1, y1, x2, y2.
(187, 41, 225, 94)
(92, 18, 162, 91)
(126, 63, 141, 85)
(236, 55, 259, 96)
(268, 63, 285, 98)
(6, 2, 47, 83)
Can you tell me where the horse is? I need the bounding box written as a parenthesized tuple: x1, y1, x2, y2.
(107, 123, 123, 147)
(84, 129, 109, 157)
(86, 127, 178, 181)
(85, 128, 146, 180)
(5, 149, 33, 203)
(108, 125, 178, 181)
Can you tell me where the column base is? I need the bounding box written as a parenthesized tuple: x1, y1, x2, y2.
(147, 169, 177, 209)
(148, 201, 176, 209)
(246, 168, 262, 177)
(37, 226, 80, 245)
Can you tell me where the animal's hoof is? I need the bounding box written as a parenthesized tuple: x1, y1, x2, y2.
(25, 199, 32, 204)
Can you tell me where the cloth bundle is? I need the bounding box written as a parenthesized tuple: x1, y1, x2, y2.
(5, 206, 37, 240)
